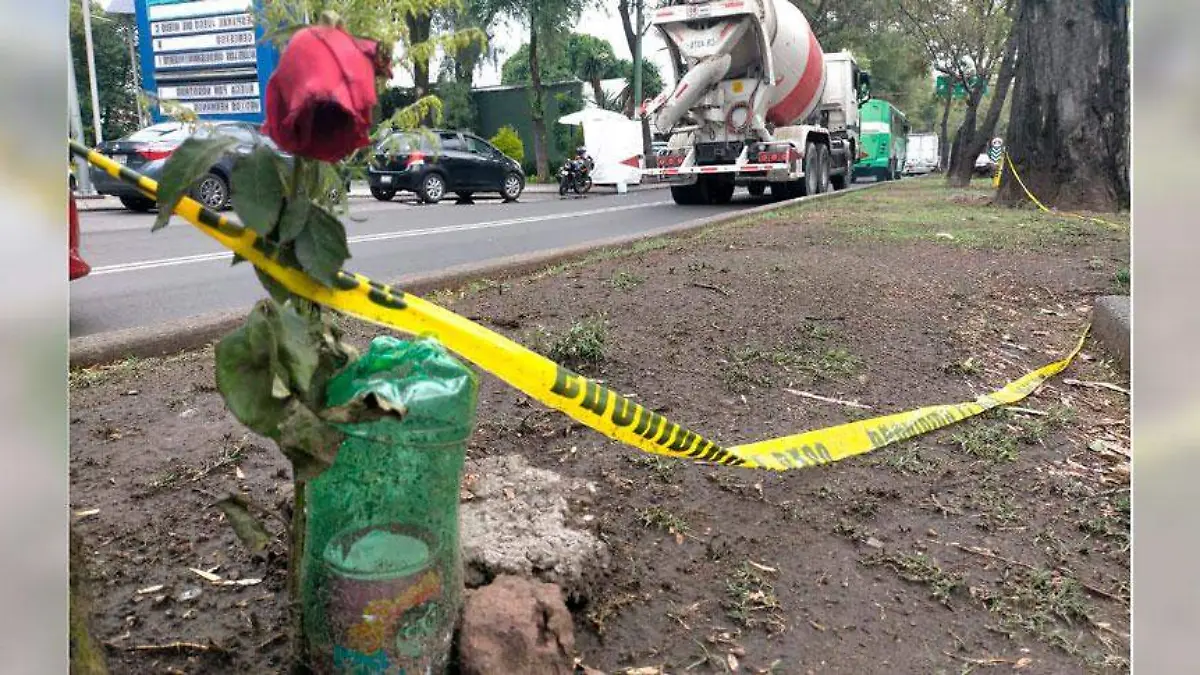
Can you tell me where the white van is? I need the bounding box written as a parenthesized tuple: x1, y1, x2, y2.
(903, 133, 940, 175)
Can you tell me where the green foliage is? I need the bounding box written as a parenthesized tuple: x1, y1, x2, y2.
(231, 146, 288, 236)
(153, 135, 238, 231)
(215, 300, 356, 476)
(294, 208, 352, 287)
(490, 125, 525, 163)
(436, 79, 480, 131)
(70, 4, 140, 145)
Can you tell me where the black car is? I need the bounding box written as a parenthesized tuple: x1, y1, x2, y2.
(91, 121, 268, 212)
(368, 129, 525, 204)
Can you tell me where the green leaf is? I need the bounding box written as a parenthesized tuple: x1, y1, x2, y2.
(214, 494, 273, 554)
(214, 303, 289, 437)
(275, 302, 321, 396)
(153, 135, 237, 232)
(278, 400, 344, 482)
(295, 206, 351, 287)
(231, 145, 285, 237)
(254, 266, 292, 304)
(278, 197, 311, 244)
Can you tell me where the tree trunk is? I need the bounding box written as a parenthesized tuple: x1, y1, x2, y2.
(997, 0, 1130, 211)
(946, 100, 981, 187)
(617, 0, 657, 169)
(938, 93, 952, 170)
(70, 525, 109, 675)
(946, 27, 1020, 187)
(590, 77, 605, 108)
(407, 13, 432, 98)
(529, 23, 550, 180)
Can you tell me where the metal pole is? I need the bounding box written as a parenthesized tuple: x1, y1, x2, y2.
(82, 0, 104, 144)
(126, 21, 147, 128)
(69, 47, 95, 195)
(632, 0, 643, 118)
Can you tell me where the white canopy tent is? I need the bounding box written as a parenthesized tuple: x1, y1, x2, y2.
(557, 107, 644, 187)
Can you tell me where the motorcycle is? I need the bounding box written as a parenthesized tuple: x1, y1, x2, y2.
(558, 157, 594, 196)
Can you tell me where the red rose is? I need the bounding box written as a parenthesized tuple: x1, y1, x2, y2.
(263, 26, 389, 163)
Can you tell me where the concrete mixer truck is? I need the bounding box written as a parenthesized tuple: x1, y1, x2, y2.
(641, 0, 872, 205)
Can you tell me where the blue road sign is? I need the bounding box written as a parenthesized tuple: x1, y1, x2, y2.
(135, 0, 279, 125)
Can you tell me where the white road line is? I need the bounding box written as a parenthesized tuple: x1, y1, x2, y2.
(90, 200, 672, 276)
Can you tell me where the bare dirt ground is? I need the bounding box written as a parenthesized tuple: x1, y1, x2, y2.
(70, 177, 1130, 674)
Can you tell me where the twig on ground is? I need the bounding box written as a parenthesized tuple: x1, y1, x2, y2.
(1005, 406, 1048, 416)
(948, 542, 1127, 602)
(124, 640, 227, 654)
(690, 282, 730, 296)
(1064, 379, 1129, 395)
(942, 650, 1019, 666)
(784, 388, 873, 410)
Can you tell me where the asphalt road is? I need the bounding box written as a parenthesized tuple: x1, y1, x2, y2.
(70, 186, 776, 337)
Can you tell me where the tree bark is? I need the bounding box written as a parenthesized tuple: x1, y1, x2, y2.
(938, 91, 952, 170)
(997, 0, 1130, 211)
(946, 96, 981, 187)
(529, 22, 550, 180)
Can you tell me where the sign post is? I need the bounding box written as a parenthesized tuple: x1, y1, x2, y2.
(989, 137, 1004, 188)
(134, 0, 278, 124)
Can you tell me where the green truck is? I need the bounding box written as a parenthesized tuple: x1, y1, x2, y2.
(853, 99, 910, 181)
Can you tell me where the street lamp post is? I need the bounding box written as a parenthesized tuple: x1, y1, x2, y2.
(81, 0, 104, 144)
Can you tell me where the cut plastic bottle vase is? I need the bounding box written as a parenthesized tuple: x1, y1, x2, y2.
(300, 336, 478, 675)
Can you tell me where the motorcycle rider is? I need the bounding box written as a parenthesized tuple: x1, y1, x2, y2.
(575, 146, 594, 172)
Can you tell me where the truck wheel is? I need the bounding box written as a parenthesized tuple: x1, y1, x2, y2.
(830, 150, 851, 190)
(816, 145, 832, 194)
(709, 180, 735, 205)
(747, 183, 766, 197)
(670, 183, 703, 205)
(800, 142, 820, 196)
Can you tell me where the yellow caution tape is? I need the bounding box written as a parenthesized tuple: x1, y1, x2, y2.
(1002, 151, 1123, 228)
(71, 139, 1087, 471)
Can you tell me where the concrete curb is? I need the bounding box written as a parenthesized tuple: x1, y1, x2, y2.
(69, 182, 875, 368)
(1091, 295, 1130, 374)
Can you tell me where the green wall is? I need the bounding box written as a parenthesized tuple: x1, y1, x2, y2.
(473, 81, 584, 172)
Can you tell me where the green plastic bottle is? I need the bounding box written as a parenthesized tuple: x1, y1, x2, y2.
(301, 336, 478, 675)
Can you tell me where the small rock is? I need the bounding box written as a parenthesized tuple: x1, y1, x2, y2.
(179, 409, 197, 419)
(459, 576, 575, 675)
(122, 389, 139, 396)
(865, 537, 885, 550)
(927, 529, 939, 538)
(176, 587, 202, 602)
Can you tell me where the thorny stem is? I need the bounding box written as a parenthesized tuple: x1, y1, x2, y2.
(288, 478, 310, 674)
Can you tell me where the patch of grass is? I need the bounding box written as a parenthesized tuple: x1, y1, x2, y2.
(585, 592, 639, 635)
(69, 357, 147, 389)
(806, 180, 1128, 251)
(943, 356, 982, 376)
(535, 314, 608, 368)
(639, 506, 689, 534)
(625, 455, 677, 483)
(951, 423, 1019, 462)
(806, 348, 863, 379)
(142, 434, 252, 496)
(719, 340, 862, 393)
(724, 562, 785, 633)
(863, 552, 963, 606)
(975, 567, 1093, 653)
(883, 446, 940, 476)
(968, 486, 1022, 530)
(607, 270, 644, 291)
(1113, 266, 1130, 295)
